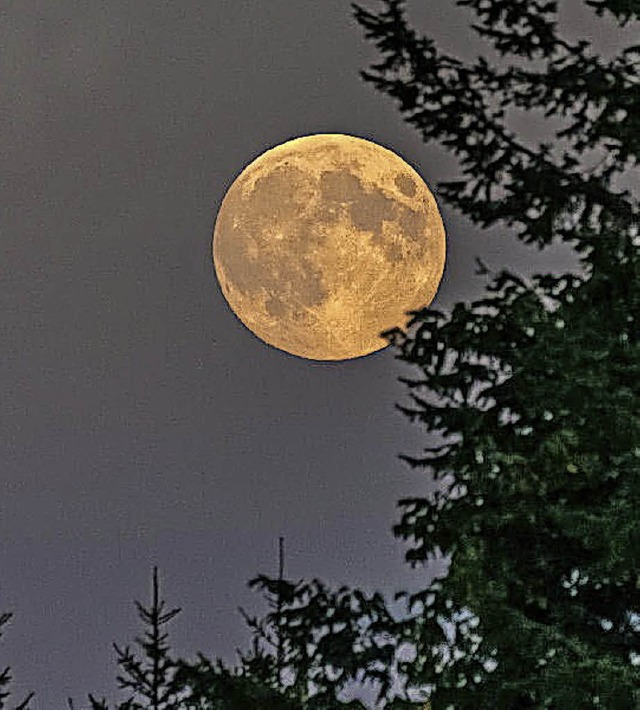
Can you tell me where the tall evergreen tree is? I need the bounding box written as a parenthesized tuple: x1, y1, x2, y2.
(0, 610, 33, 710)
(346, 0, 639, 706)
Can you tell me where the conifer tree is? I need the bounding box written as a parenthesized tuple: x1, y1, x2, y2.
(172, 576, 386, 707)
(171, 651, 297, 709)
(239, 575, 394, 707)
(71, 568, 299, 709)
(70, 567, 184, 710)
(346, 0, 639, 706)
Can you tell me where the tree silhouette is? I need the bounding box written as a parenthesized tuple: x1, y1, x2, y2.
(0, 610, 33, 710)
(347, 0, 639, 706)
(70, 567, 301, 709)
(171, 651, 298, 709)
(70, 567, 184, 710)
(240, 575, 396, 706)
(171, 574, 383, 707)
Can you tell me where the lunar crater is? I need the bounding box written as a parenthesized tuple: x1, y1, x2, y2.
(213, 134, 445, 360)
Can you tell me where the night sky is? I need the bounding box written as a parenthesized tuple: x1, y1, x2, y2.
(1, 1, 625, 706)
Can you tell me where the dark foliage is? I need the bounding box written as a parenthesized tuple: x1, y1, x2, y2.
(172, 576, 391, 707)
(0, 611, 33, 710)
(346, 0, 639, 706)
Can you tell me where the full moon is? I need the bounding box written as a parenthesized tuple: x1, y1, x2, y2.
(213, 134, 446, 361)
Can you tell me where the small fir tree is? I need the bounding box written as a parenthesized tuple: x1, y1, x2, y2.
(70, 567, 183, 710)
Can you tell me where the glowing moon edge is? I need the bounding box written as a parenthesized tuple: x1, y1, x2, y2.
(213, 133, 446, 361)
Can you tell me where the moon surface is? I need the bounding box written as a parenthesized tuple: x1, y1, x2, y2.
(213, 134, 446, 361)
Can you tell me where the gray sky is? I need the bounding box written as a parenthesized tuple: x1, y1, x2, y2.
(1, 1, 624, 706)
